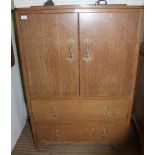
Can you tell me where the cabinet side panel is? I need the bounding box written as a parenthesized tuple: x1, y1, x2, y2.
(15, 11, 38, 145)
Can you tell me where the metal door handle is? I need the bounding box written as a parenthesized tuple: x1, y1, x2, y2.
(83, 39, 92, 61)
(67, 39, 76, 61)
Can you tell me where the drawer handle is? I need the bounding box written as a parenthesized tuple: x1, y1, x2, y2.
(53, 107, 58, 117)
(102, 129, 107, 138)
(54, 130, 60, 140)
(103, 111, 108, 116)
(67, 39, 76, 61)
(103, 106, 108, 117)
(83, 39, 92, 62)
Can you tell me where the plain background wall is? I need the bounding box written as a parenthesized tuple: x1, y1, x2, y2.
(13, 0, 144, 8)
(11, 13, 27, 151)
(11, 0, 144, 151)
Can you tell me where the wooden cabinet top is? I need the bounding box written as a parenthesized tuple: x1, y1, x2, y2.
(14, 5, 144, 14)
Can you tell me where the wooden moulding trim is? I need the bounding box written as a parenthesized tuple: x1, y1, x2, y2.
(29, 95, 132, 101)
(14, 5, 144, 14)
(14, 5, 144, 10)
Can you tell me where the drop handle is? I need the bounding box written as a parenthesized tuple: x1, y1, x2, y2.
(67, 39, 76, 61)
(102, 129, 107, 138)
(83, 39, 92, 61)
(53, 107, 58, 117)
(54, 130, 60, 140)
(103, 106, 108, 117)
(103, 111, 108, 117)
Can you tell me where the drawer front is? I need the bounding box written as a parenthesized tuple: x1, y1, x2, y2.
(35, 122, 128, 145)
(31, 99, 130, 122)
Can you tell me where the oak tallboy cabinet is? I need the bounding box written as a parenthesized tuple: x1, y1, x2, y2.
(15, 5, 143, 147)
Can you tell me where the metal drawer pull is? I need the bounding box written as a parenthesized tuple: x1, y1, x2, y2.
(53, 107, 58, 117)
(103, 106, 108, 117)
(102, 129, 107, 138)
(83, 39, 92, 61)
(67, 39, 76, 61)
(103, 111, 108, 116)
(55, 130, 60, 139)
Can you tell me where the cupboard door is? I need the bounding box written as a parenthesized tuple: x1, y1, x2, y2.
(79, 12, 142, 97)
(17, 13, 79, 99)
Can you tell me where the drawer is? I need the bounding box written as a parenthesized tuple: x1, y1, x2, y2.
(35, 122, 128, 145)
(31, 99, 130, 122)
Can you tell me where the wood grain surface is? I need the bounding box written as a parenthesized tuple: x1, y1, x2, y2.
(14, 6, 143, 147)
(14, 5, 143, 14)
(79, 12, 142, 97)
(34, 122, 128, 145)
(31, 99, 130, 122)
(17, 13, 79, 99)
(11, 121, 141, 155)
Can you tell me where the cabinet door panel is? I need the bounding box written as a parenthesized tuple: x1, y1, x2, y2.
(18, 13, 79, 99)
(80, 12, 142, 97)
